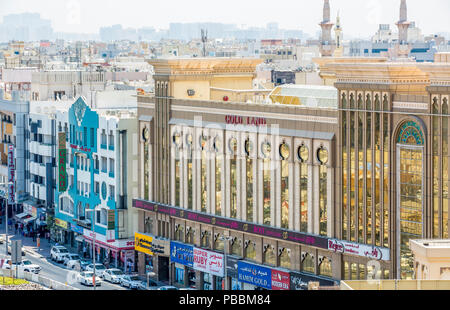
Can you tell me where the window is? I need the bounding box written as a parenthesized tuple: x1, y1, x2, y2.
(279, 248, 291, 269)
(94, 182, 99, 195)
(244, 241, 256, 261)
(302, 253, 315, 274)
(109, 158, 115, 175)
(230, 238, 241, 256)
(263, 245, 276, 266)
(101, 157, 107, 172)
(109, 185, 115, 200)
(319, 257, 332, 277)
(90, 128, 95, 148)
(230, 138, 237, 218)
(280, 143, 290, 229)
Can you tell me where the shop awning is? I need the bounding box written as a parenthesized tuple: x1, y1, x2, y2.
(75, 235, 84, 243)
(14, 212, 29, 220)
(23, 216, 36, 224)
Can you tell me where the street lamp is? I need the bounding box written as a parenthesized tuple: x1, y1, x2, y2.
(85, 208, 97, 290)
(219, 235, 233, 291)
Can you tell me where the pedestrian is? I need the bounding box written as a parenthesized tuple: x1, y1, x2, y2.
(83, 245, 87, 258)
(32, 230, 36, 242)
(14, 222, 18, 234)
(46, 231, 50, 243)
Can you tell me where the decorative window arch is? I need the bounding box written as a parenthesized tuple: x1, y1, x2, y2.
(397, 121, 425, 146)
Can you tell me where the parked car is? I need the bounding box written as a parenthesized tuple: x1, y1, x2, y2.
(7, 242, 26, 256)
(85, 263, 107, 277)
(63, 253, 81, 266)
(68, 259, 91, 271)
(102, 268, 125, 284)
(138, 278, 164, 290)
(50, 246, 69, 263)
(120, 274, 142, 289)
(0, 235, 4, 244)
(157, 286, 179, 290)
(77, 271, 102, 287)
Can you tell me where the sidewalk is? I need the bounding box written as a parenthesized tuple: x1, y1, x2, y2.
(0, 220, 54, 259)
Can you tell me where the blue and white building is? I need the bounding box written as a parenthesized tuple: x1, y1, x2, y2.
(54, 96, 138, 269)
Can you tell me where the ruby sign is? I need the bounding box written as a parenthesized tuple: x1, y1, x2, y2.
(271, 269, 290, 290)
(193, 247, 224, 277)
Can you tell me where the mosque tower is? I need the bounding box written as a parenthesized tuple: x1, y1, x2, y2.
(319, 0, 335, 57)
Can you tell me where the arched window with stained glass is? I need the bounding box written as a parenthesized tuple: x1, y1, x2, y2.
(397, 121, 425, 146)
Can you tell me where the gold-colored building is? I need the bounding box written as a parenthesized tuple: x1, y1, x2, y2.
(132, 56, 450, 289)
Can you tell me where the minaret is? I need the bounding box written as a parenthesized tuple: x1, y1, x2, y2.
(319, 0, 335, 57)
(396, 0, 411, 57)
(333, 11, 343, 57)
(396, 0, 410, 44)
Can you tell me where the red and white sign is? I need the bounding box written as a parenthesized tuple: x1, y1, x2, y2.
(83, 229, 134, 251)
(193, 247, 224, 277)
(328, 239, 390, 261)
(271, 269, 290, 290)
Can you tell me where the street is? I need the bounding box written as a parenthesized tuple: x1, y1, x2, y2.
(0, 226, 127, 290)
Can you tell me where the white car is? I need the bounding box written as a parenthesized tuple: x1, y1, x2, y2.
(120, 274, 142, 289)
(1, 259, 41, 274)
(85, 263, 107, 277)
(78, 271, 102, 286)
(63, 253, 81, 266)
(102, 268, 125, 284)
(50, 246, 69, 263)
(18, 259, 41, 274)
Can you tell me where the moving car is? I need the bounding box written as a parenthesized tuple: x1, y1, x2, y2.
(102, 268, 125, 284)
(120, 274, 142, 289)
(50, 246, 69, 263)
(1, 259, 40, 274)
(85, 263, 107, 277)
(78, 271, 102, 286)
(63, 253, 81, 266)
(18, 259, 41, 274)
(68, 259, 91, 271)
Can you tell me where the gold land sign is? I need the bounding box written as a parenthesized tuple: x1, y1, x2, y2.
(134, 232, 153, 256)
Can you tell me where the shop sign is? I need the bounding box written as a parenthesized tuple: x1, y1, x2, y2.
(58, 132, 68, 192)
(289, 271, 336, 290)
(107, 210, 115, 230)
(237, 261, 271, 290)
(70, 223, 84, 234)
(225, 115, 267, 127)
(55, 218, 68, 229)
(31, 207, 37, 218)
(327, 239, 390, 261)
(170, 241, 193, 267)
(7, 145, 15, 204)
(133, 200, 328, 249)
(135, 232, 154, 256)
(135, 233, 170, 256)
(193, 247, 224, 277)
(226, 255, 241, 279)
(106, 230, 115, 242)
(271, 269, 290, 290)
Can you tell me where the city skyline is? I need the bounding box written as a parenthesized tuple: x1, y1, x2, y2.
(0, 0, 449, 39)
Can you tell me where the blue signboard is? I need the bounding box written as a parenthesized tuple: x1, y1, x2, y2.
(70, 223, 84, 234)
(170, 241, 194, 267)
(237, 261, 272, 290)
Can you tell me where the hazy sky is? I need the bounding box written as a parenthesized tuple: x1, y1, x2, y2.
(0, 0, 449, 37)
